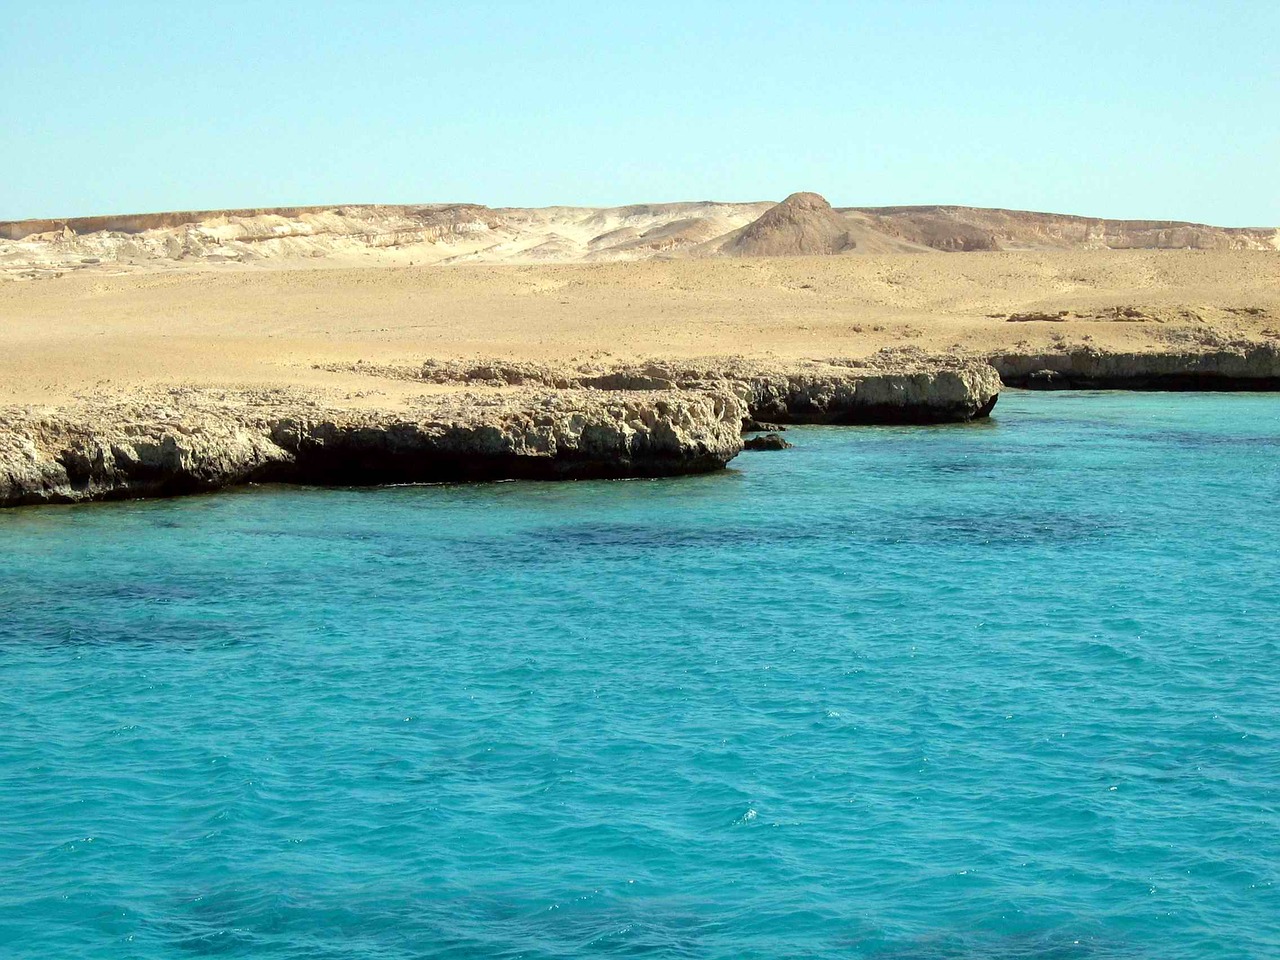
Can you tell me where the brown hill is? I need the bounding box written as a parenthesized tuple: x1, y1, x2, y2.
(719, 192, 859, 257)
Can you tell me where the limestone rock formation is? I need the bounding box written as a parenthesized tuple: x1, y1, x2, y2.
(743, 433, 792, 451)
(990, 344, 1280, 389)
(0, 388, 746, 508)
(332, 353, 1004, 426)
(721, 357, 1002, 425)
(0, 350, 1006, 508)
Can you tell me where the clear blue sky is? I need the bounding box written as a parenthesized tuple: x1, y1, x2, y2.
(3, 1, 1277, 224)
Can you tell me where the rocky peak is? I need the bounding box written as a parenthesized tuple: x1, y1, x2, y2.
(725, 191, 857, 257)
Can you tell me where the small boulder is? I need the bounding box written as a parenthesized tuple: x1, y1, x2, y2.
(744, 433, 792, 451)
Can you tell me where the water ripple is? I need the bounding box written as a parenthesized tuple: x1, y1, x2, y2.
(1, 392, 1279, 958)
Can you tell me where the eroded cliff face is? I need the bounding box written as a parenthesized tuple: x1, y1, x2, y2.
(0, 353, 1005, 508)
(990, 344, 1280, 389)
(734, 361, 1001, 424)
(334, 354, 1005, 426)
(0, 388, 746, 508)
(645, 357, 1001, 424)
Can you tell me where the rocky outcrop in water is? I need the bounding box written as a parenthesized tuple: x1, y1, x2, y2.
(991, 344, 1280, 390)
(1, 354, 1002, 508)
(724, 357, 1001, 424)
(354, 353, 1004, 425)
(0, 388, 746, 508)
(743, 433, 792, 451)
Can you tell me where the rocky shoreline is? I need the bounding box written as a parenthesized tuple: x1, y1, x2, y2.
(991, 343, 1280, 390)
(336, 353, 1005, 425)
(0, 388, 746, 508)
(0, 356, 1003, 508)
(10, 339, 1280, 509)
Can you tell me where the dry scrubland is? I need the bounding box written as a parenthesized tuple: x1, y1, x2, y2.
(1, 250, 1277, 407)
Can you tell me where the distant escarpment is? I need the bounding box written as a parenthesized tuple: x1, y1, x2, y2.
(335, 353, 1004, 426)
(0, 388, 745, 508)
(849, 206, 1280, 253)
(4, 194, 1275, 277)
(991, 343, 1280, 390)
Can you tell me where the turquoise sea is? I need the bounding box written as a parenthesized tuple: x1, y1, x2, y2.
(2, 391, 1279, 959)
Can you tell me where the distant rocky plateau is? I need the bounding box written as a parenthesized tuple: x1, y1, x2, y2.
(3, 192, 1276, 278)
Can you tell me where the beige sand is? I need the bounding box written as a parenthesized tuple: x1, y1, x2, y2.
(2, 251, 1278, 407)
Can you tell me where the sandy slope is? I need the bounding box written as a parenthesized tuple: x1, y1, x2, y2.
(1, 250, 1276, 407)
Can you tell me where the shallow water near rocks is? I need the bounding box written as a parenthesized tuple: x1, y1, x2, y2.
(2, 391, 1279, 959)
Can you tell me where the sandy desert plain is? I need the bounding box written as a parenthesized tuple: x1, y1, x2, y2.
(2, 194, 1278, 504)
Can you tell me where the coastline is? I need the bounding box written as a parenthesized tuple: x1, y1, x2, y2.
(0, 357, 1002, 508)
(15, 338, 1280, 509)
(3, 250, 1278, 507)
(0, 388, 745, 508)
(991, 343, 1280, 390)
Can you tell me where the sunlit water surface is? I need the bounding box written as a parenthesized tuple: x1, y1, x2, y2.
(2, 391, 1279, 959)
